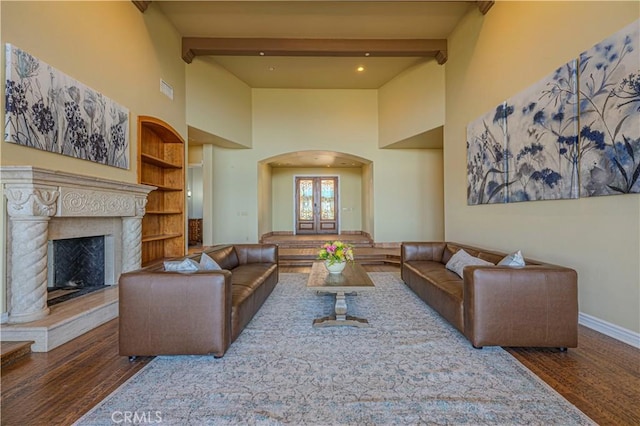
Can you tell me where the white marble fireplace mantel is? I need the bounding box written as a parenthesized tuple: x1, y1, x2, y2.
(1, 166, 155, 327)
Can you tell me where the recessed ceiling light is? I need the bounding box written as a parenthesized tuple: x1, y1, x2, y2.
(357, 66, 365, 72)
(268, 66, 276, 71)
(259, 52, 265, 56)
(365, 52, 370, 57)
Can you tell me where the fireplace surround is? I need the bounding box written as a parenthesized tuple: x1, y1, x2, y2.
(1, 166, 154, 329)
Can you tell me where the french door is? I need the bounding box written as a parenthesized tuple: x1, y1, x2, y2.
(295, 177, 339, 234)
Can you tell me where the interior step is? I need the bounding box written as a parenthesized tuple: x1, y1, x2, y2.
(279, 257, 400, 267)
(278, 246, 400, 266)
(261, 233, 400, 266)
(277, 241, 373, 250)
(1, 341, 34, 367)
(262, 233, 375, 249)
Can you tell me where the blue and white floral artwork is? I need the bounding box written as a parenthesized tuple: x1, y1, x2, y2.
(467, 104, 508, 204)
(4, 44, 129, 169)
(467, 19, 639, 205)
(506, 60, 579, 202)
(579, 19, 640, 196)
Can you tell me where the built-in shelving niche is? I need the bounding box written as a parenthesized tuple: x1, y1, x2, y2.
(138, 116, 185, 266)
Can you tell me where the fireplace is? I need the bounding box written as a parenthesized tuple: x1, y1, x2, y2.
(1, 166, 154, 326)
(47, 235, 110, 306)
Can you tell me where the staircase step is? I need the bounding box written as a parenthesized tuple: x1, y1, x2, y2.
(262, 234, 375, 250)
(276, 243, 374, 249)
(279, 257, 400, 267)
(1, 341, 34, 367)
(279, 248, 400, 267)
(262, 233, 400, 266)
(274, 242, 374, 250)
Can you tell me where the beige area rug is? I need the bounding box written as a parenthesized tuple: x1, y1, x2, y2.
(76, 272, 595, 425)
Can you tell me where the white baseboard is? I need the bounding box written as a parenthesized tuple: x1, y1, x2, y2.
(579, 312, 640, 349)
(0, 312, 7, 324)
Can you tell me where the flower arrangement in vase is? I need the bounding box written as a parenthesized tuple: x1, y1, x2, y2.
(317, 240, 354, 273)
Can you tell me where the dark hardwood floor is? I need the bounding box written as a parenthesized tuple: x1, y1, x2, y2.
(1, 263, 638, 425)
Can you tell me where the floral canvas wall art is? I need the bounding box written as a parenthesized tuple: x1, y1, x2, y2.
(4, 44, 129, 169)
(505, 60, 579, 202)
(466, 104, 508, 205)
(578, 19, 640, 196)
(467, 19, 639, 205)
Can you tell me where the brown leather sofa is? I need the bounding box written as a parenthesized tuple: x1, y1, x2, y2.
(119, 244, 278, 358)
(401, 242, 578, 350)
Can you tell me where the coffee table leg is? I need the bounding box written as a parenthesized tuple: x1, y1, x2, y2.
(335, 291, 347, 321)
(312, 291, 370, 328)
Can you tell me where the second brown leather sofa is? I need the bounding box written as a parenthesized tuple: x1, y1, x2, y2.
(119, 244, 278, 358)
(401, 242, 578, 350)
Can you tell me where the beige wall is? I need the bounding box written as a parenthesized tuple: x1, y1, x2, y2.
(361, 163, 375, 236)
(445, 2, 640, 334)
(378, 60, 445, 147)
(188, 145, 203, 164)
(186, 57, 252, 147)
(1, 1, 186, 177)
(257, 162, 273, 238)
(207, 88, 444, 244)
(0, 1, 186, 318)
(271, 168, 363, 232)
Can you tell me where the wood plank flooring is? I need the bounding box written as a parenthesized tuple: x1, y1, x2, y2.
(1, 320, 153, 426)
(1, 263, 638, 425)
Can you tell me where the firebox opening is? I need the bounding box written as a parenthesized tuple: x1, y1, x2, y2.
(47, 236, 106, 306)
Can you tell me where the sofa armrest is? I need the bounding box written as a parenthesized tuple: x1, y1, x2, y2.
(463, 265, 578, 348)
(119, 270, 233, 357)
(234, 244, 279, 265)
(401, 242, 447, 263)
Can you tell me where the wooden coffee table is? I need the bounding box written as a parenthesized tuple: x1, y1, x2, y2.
(307, 261, 375, 327)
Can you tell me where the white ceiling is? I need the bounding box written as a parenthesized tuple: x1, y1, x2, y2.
(156, 1, 472, 166)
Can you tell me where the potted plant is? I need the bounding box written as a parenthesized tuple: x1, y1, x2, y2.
(317, 240, 354, 274)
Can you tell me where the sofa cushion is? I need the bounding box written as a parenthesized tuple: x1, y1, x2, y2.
(231, 264, 276, 289)
(445, 249, 494, 278)
(405, 260, 449, 274)
(498, 250, 526, 267)
(163, 258, 200, 272)
(477, 251, 504, 264)
(443, 244, 480, 264)
(200, 252, 222, 270)
(205, 246, 240, 270)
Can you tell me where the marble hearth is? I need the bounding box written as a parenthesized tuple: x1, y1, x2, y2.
(0, 166, 154, 351)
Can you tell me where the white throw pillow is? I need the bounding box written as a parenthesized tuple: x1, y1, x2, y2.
(445, 249, 494, 278)
(498, 250, 526, 267)
(200, 252, 222, 270)
(163, 258, 200, 273)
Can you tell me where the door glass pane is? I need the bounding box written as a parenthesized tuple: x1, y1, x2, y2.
(320, 179, 335, 220)
(299, 179, 313, 220)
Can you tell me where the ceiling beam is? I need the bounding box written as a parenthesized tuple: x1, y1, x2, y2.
(132, 1, 151, 13)
(182, 37, 448, 65)
(477, 1, 495, 15)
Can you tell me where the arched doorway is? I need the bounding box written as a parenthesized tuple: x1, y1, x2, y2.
(257, 150, 374, 239)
